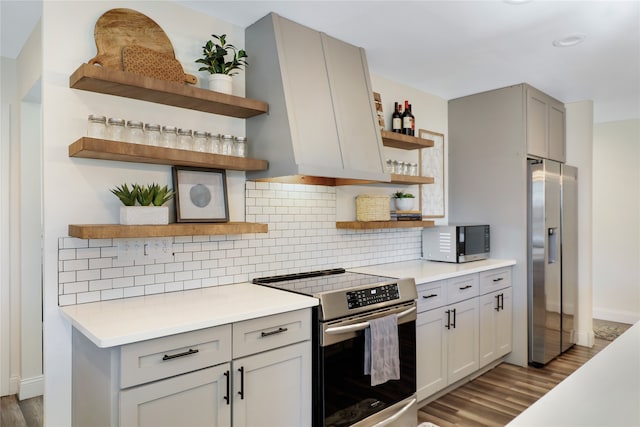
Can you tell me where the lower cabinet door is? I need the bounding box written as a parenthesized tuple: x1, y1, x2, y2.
(446, 297, 479, 384)
(120, 364, 231, 427)
(232, 341, 311, 427)
(495, 287, 513, 359)
(416, 308, 448, 400)
(479, 287, 513, 368)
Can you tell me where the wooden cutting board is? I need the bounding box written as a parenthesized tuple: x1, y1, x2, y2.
(88, 8, 196, 84)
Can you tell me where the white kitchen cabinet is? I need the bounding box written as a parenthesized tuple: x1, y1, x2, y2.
(120, 364, 231, 427)
(232, 342, 311, 427)
(231, 309, 312, 427)
(245, 12, 388, 182)
(71, 309, 311, 427)
(416, 266, 513, 402)
(445, 297, 480, 384)
(479, 268, 513, 368)
(479, 287, 513, 368)
(415, 275, 480, 400)
(526, 85, 566, 163)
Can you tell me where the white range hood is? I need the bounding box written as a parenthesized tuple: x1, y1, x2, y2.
(245, 13, 390, 184)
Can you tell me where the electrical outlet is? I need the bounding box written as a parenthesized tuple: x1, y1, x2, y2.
(116, 239, 145, 262)
(145, 238, 174, 262)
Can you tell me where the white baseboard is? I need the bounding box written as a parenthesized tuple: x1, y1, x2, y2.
(9, 375, 20, 395)
(576, 329, 595, 347)
(592, 307, 640, 325)
(19, 375, 43, 400)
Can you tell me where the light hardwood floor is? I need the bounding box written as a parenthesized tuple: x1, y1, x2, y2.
(418, 337, 613, 426)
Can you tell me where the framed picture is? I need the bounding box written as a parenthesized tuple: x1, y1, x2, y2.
(172, 166, 228, 222)
(419, 129, 445, 218)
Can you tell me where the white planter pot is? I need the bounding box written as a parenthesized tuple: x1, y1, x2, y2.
(394, 198, 415, 211)
(120, 206, 169, 225)
(207, 74, 233, 94)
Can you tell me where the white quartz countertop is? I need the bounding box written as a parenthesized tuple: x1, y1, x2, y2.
(60, 283, 318, 348)
(508, 321, 640, 426)
(350, 258, 516, 284)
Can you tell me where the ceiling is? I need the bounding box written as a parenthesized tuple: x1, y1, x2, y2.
(2, 1, 639, 123)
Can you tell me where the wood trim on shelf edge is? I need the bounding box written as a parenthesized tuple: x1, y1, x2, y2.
(68, 223, 268, 239)
(69, 63, 268, 119)
(69, 137, 269, 171)
(381, 130, 434, 150)
(335, 220, 435, 230)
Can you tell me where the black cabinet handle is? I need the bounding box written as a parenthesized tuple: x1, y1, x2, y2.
(459, 285, 472, 290)
(451, 308, 457, 329)
(237, 366, 245, 400)
(422, 294, 438, 299)
(495, 294, 501, 311)
(162, 348, 199, 361)
(261, 327, 288, 338)
(493, 277, 504, 282)
(223, 370, 230, 405)
(445, 309, 451, 330)
(499, 293, 504, 310)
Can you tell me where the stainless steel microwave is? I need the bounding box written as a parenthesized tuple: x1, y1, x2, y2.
(422, 225, 490, 263)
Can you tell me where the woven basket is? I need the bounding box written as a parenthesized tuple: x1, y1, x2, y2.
(356, 195, 390, 221)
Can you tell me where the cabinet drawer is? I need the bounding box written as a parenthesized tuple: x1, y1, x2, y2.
(417, 280, 447, 313)
(446, 274, 479, 304)
(120, 324, 232, 389)
(480, 268, 512, 294)
(233, 309, 311, 358)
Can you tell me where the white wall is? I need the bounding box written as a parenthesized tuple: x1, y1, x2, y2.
(593, 119, 640, 324)
(1, 57, 18, 397)
(565, 101, 594, 346)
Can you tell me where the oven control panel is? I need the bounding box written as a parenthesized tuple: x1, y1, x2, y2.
(346, 283, 400, 309)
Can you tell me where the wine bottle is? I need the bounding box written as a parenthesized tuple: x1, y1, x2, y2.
(408, 103, 415, 136)
(392, 102, 402, 133)
(402, 100, 412, 135)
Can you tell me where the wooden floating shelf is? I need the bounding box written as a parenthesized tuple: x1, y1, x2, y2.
(381, 130, 434, 150)
(69, 138, 269, 171)
(69, 63, 269, 119)
(336, 220, 435, 230)
(390, 174, 434, 185)
(68, 222, 269, 239)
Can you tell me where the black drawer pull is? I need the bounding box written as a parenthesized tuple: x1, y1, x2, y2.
(162, 348, 199, 361)
(459, 285, 472, 290)
(422, 294, 438, 299)
(261, 327, 288, 338)
(493, 277, 504, 282)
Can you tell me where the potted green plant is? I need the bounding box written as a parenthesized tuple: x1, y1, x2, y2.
(111, 183, 175, 225)
(393, 191, 415, 211)
(195, 34, 248, 94)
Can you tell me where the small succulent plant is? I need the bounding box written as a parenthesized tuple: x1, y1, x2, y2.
(111, 183, 175, 207)
(393, 191, 415, 199)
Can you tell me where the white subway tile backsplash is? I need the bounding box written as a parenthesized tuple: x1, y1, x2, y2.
(58, 182, 423, 306)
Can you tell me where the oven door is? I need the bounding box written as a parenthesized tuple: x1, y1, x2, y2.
(318, 302, 417, 427)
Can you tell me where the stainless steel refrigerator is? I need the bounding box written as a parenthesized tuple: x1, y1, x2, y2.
(528, 159, 578, 366)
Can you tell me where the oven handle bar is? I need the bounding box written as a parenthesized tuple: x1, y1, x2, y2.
(325, 306, 416, 335)
(370, 397, 417, 427)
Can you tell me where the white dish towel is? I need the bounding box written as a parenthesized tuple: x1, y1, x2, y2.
(364, 313, 400, 386)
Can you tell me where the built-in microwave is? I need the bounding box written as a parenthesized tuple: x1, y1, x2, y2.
(422, 225, 490, 263)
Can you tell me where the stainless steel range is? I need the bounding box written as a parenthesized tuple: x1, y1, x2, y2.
(253, 268, 418, 427)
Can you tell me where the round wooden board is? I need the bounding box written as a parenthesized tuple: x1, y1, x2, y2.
(89, 8, 176, 70)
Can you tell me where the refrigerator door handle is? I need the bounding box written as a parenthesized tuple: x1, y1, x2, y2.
(548, 227, 558, 264)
